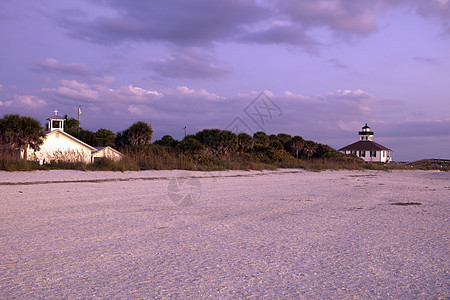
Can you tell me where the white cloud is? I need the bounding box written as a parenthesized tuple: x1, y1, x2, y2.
(127, 105, 144, 115)
(53, 79, 100, 100)
(125, 85, 161, 97)
(173, 86, 222, 101)
(14, 95, 46, 107)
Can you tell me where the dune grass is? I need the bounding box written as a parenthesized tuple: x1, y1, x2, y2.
(1, 150, 447, 172)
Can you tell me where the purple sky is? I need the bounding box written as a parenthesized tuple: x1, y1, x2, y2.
(1, 0, 449, 161)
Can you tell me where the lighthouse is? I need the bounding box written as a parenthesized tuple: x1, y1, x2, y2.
(339, 124, 393, 163)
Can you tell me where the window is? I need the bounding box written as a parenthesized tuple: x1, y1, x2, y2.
(359, 151, 366, 157)
(370, 151, 376, 157)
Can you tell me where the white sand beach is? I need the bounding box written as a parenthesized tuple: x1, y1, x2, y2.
(0, 169, 449, 299)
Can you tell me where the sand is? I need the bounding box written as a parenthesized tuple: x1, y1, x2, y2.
(0, 169, 448, 299)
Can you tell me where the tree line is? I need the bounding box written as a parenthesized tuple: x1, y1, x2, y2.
(0, 114, 357, 166)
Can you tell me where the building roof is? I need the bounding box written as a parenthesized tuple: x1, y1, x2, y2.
(92, 146, 124, 156)
(47, 115, 65, 120)
(339, 140, 392, 151)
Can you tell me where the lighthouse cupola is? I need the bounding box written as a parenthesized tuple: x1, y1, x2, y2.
(358, 123, 374, 141)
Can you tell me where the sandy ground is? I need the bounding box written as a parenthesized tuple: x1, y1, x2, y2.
(0, 169, 448, 299)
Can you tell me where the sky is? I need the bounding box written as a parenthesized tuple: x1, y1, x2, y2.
(0, 0, 449, 161)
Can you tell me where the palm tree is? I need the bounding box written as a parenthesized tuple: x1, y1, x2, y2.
(116, 121, 153, 148)
(303, 141, 317, 159)
(127, 121, 153, 145)
(237, 133, 254, 153)
(277, 133, 292, 150)
(218, 130, 238, 157)
(253, 131, 269, 146)
(178, 136, 203, 154)
(287, 136, 305, 159)
(0, 114, 46, 159)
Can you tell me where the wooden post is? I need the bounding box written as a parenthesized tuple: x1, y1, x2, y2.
(184, 126, 187, 137)
(77, 106, 82, 132)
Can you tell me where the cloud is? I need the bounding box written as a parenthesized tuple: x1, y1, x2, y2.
(328, 58, 348, 68)
(378, 119, 450, 138)
(55, 0, 268, 46)
(241, 24, 321, 53)
(52, 0, 450, 53)
(10, 95, 47, 108)
(50, 79, 101, 101)
(41, 79, 222, 116)
(413, 56, 439, 65)
(417, 0, 450, 33)
(145, 49, 230, 80)
(5, 81, 448, 160)
(276, 0, 377, 34)
(280, 89, 379, 130)
(30, 58, 89, 76)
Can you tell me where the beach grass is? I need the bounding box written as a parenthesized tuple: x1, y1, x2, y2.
(1, 151, 448, 172)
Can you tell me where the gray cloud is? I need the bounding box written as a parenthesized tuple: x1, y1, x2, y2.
(241, 24, 321, 53)
(328, 58, 348, 68)
(377, 119, 450, 138)
(414, 56, 438, 65)
(30, 58, 89, 76)
(417, 0, 450, 34)
(55, 0, 268, 46)
(145, 49, 230, 80)
(53, 0, 450, 52)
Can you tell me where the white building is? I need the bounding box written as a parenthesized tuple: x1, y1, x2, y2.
(339, 124, 393, 163)
(25, 111, 123, 164)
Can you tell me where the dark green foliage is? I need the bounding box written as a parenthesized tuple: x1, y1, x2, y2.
(64, 116, 79, 132)
(115, 121, 153, 147)
(3, 114, 422, 171)
(313, 143, 334, 158)
(96, 128, 116, 146)
(269, 140, 283, 153)
(277, 133, 292, 147)
(193, 129, 237, 157)
(154, 135, 178, 148)
(178, 136, 203, 154)
(286, 136, 305, 159)
(0, 114, 46, 158)
(303, 140, 317, 159)
(268, 134, 279, 143)
(64, 117, 99, 146)
(71, 129, 98, 146)
(237, 133, 253, 153)
(253, 131, 269, 146)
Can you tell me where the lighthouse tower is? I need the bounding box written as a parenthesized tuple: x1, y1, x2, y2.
(359, 123, 374, 141)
